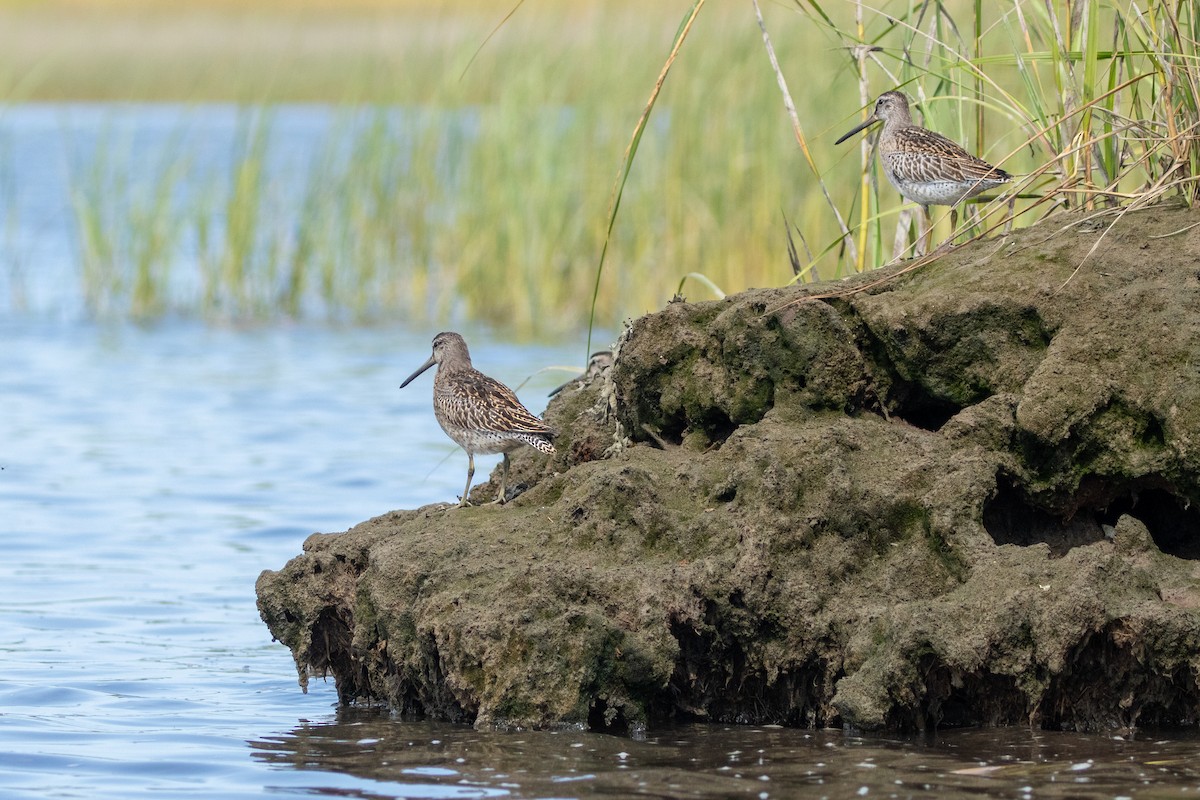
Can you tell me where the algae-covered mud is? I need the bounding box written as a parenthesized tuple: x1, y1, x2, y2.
(257, 204, 1200, 733)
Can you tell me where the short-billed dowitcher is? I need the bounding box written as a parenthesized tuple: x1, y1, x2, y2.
(400, 332, 555, 507)
(836, 91, 1011, 250)
(548, 350, 613, 396)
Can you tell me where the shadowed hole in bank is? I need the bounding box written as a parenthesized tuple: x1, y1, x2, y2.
(983, 475, 1200, 559)
(887, 386, 963, 432)
(659, 606, 836, 729)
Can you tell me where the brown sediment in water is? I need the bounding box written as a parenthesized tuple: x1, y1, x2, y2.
(257, 203, 1200, 733)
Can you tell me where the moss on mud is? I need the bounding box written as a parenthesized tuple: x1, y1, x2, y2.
(258, 205, 1200, 733)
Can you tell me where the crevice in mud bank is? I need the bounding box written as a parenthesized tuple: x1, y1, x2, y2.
(309, 607, 367, 704)
(899, 657, 1031, 731)
(983, 476, 1107, 556)
(643, 414, 686, 449)
(666, 607, 838, 726)
(842, 298, 1052, 432)
(648, 407, 739, 450)
(885, 381, 968, 432)
(984, 475, 1200, 559)
(836, 306, 973, 433)
(588, 698, 634, 735)
(668, 609, 750, 721)
(1041, 621, 1200, 731)
(378, 634, 474, 723)
(892, 632, 1200, 732)
(700, 408, 739, 447)
(1102, 487, 1200, 559)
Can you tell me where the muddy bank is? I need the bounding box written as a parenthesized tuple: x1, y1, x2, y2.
(257, 204, 1200, 733)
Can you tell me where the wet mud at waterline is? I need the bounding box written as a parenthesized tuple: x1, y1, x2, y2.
(258, 204, 1200, 734)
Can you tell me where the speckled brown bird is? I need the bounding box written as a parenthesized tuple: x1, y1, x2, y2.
(836, 91, 1011, 249)
(400, 331, 555, 507)
(548, 350, 613, 397)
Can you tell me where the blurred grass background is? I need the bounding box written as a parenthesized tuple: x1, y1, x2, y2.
(1, 0, 1195, 335)
(5, 0, 837, 333)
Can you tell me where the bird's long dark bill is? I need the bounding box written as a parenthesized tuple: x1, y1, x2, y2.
(399, 356, 436, 388)
(548, 378, 573, 397)
(834, 116, 879, 145)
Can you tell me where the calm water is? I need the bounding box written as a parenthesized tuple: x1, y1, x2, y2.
(2, 104, 1200, 799)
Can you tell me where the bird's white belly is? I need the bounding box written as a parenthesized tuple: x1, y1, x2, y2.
(883, 170, 1002, 207)
(437, 418, 520, 455)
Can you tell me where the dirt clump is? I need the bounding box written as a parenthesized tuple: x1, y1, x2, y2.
(258, 204, 1200, 733)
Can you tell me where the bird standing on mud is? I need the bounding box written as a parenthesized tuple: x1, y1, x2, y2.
(835, 91, 1011, 252)
(548, 350, 613, 397)
(400, 331, 556, 508)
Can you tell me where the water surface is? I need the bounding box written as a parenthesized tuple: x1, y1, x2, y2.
(253, 712, 1200, 799)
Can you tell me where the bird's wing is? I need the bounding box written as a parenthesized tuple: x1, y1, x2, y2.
(887, 127, 1012, 184)
(443, 370, 555, 436)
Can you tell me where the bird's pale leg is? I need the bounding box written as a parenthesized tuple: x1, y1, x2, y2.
(460, 453, 475, 508)
(950, 206, 959, 242)
(494, 453, 510, 504)
(919, 205, 933, 256)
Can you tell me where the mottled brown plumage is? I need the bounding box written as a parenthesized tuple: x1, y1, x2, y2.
(548, 350, 613, 396)
(836, 91, 1011, 249)
(400, 332, 555, 507)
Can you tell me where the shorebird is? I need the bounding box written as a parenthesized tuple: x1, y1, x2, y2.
(548, 350, 613, 397)
(835, 91, 1011, 251)
(400, 332, 556, 507)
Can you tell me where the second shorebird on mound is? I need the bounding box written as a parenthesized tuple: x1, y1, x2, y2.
(836, 91, 1011, 250)
(400, 332, 555, 508)
(548, 350, 613, 397)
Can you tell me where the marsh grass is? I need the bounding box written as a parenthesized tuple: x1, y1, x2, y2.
(207, 112, 271, 316)
(45, 2, 820, 334)
(70, 125, 191, 320)
(15, 1, 1200, 333)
